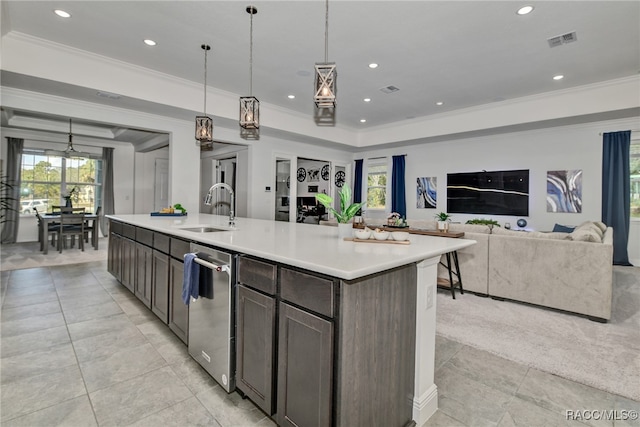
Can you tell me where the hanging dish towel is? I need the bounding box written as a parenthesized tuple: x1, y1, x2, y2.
(182, 253, 200, 305)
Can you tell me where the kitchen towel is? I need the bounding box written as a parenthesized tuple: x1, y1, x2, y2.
(182, 253, 200, 305)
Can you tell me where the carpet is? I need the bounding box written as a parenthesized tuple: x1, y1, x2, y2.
(436, 266, 640, 402)
(0, 239, 108, 271)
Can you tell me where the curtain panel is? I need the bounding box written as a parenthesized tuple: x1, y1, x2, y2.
(602, 130, 632, 266)
(100, 147, 115, 237)
(391, 155, 407, 218)
(1, 138, 24, 244)
(353, 159, 363, 204)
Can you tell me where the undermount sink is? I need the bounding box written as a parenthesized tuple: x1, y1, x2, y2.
(179, 227, 228, 233)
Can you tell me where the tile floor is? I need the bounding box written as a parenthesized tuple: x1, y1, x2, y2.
(1, 262, 638, 427)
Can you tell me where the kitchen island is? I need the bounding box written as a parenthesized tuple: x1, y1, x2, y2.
(106, 213, 475, 427)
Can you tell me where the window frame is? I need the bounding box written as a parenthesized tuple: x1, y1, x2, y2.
(630, 135, 640, 222)
(365, 157, 389, 213)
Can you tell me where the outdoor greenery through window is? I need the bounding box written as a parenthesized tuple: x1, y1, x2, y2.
(20, 151, 102, 215)
(631, 138, 640, 219)
(366, 161, 387, 210)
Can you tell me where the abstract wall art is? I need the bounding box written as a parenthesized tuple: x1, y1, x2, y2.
(417, 177, 437, 209)
(546, 169, 582, 213)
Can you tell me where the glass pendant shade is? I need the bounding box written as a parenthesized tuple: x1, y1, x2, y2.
(314, 62, 337, 108)
(195, 115, 213, 142)
(239, 96, 259, 129)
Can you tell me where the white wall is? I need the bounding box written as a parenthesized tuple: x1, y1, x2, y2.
(134, 147, 169, 214)
(357, 117, 640, 234)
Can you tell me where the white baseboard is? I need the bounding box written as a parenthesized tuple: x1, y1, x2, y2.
(412, 384, 438, 426)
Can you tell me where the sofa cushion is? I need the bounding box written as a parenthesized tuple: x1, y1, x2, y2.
(448, 223, 492, 234)
(552, 223, 576, 233)
(568, 227, 602, 242)
(491, 227, 528, 237)
(576, 222, 604, 239)
(593, 221, 607, 233)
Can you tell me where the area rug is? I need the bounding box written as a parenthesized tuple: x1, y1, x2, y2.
(436, 266, 640, 401)
(0, 239, 108, 271)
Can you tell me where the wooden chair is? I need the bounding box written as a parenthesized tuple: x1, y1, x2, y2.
(34, 209, 59, 251)
(58, 213, 85, 252)
(83, 206, 101, 246)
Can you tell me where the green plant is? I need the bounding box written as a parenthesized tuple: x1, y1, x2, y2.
(466, 218, 500, 227)
(315, 186, 364, 224)
(435, 212, 451, 222)
(173, 203, 187, 214)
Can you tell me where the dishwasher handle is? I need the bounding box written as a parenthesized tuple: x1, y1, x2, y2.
(187, 254, 231, 274)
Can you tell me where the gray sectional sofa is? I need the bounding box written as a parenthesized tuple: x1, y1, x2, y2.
(407, 220, 614, 321)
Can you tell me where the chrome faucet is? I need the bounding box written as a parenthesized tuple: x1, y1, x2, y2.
(205, 182, 235, 227)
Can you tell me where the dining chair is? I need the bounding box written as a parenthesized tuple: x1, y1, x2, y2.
(34, 209, 59, 251)
(58, 212, 85, 252)
(83, 206, 101, 245)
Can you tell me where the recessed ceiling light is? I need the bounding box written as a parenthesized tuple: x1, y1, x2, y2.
(288, 95, 295, 99)
(363, 98, 371, 102)
(360, 119, 367, 123)
(436, 101, 444, 106)
(516, 5, 534, 15)
(143, 39, 157, 46)
(553, 74, 564, 80)
(368, 63, 378, 69)
(54, 9, 71, 18)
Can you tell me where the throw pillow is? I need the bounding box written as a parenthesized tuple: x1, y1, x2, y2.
(568, 228, 602, 243)
(552, 223, 576, 233)
(593, 221, 607, 233)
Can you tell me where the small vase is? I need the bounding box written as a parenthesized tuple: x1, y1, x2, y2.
(338, 222, 353, 239)
(438, 221, 449, 232)
(65, 197, 73, 208)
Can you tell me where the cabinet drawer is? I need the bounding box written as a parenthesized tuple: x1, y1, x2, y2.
(170, 237, 191, 260)
(238, 257, 276, 295)
(122, 223, 136, 240)
(153, 232, 170, 253)
(136, 227, 153, 247)
(280, 268, 334, 318)
(110, 220, 122, 236)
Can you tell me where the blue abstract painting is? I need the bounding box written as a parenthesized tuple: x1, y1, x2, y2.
(417, 177, 437, 209)
(547, 170, 582, 213)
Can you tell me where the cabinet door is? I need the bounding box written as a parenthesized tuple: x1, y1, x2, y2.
(108, 232, 122, 280)
(121, 237, 135, 293)
(236, 285, 276, 415)
(152, 249, 169, 324)
(135, 243, 153, 308)
(277, 303, 333, 427)
(168, 258, 189, 344)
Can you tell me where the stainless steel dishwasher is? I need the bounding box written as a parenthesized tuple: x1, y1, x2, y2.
(188, 243, 236, 392)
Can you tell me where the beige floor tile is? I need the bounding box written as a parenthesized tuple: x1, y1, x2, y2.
(2, 395, 98, 427)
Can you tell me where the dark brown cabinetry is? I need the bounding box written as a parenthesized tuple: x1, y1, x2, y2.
(151, 248, 169, 323)
(236, 257, 277, 415)
(134, 242, 153, 308)
(168, 257, 188, 343)
(107, 231, 121, 280)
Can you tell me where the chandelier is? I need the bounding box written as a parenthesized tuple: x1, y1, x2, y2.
(313, 0, 336, 125)
(195, 44, 214, 145)
(240, 5, 260, 140)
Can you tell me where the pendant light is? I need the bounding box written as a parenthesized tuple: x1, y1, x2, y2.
(65, 118, 79, 155)
(195, 44, 214, 144)
(314, 0, 336, 111)
(240, 5, 260, 140)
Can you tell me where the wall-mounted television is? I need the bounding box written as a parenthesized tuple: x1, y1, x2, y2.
(447, 169, 529, 216)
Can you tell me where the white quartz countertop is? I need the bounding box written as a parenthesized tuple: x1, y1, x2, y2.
(106, 214, 476, 280)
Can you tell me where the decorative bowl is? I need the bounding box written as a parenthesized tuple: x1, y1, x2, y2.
(354, 229, 372, 240)
(390, 231, 409, 241)
(372, 230, 390, 240)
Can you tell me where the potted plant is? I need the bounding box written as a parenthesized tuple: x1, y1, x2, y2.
(435, 212, 451, 232)
(316, 186, 365, 238)
(465, 218, 500, 230)
(63, 186, 80, 208)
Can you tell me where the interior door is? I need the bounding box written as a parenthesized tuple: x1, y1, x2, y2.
(275, 159, 291, 222)
(154, 159, 169, 212)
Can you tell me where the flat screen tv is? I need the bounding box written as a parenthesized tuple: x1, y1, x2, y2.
(447, 169, 529, 216)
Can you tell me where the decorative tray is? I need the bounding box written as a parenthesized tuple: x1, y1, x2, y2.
(384, 224, 410, 229)
(150, 212, 187, 216)
(344, 237, 410, 245)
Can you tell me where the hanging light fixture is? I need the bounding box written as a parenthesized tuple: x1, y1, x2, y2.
(195, 44, 214, 145)
(240, 5, 260, 140)
(65, 118, 79, 155)
(314, 0, 336, 111)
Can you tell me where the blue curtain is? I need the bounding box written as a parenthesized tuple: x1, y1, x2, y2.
(602, 131, 632, 266)
(391, 155, 406, 218)
(353, 159, 363, 203)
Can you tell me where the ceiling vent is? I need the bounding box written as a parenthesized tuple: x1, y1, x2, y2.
(547, 31, 577, 48)
(380, 85, 400, 94)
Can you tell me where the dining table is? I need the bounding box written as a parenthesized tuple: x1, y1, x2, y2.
(41, 213, 99, 255)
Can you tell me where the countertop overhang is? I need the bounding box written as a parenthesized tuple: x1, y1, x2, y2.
(106, 214, 476, 280)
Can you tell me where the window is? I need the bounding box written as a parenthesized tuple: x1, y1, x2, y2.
(366, 160, 387, 210)
(631, 138, 640, 219)
(20, 151, 102, 215)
